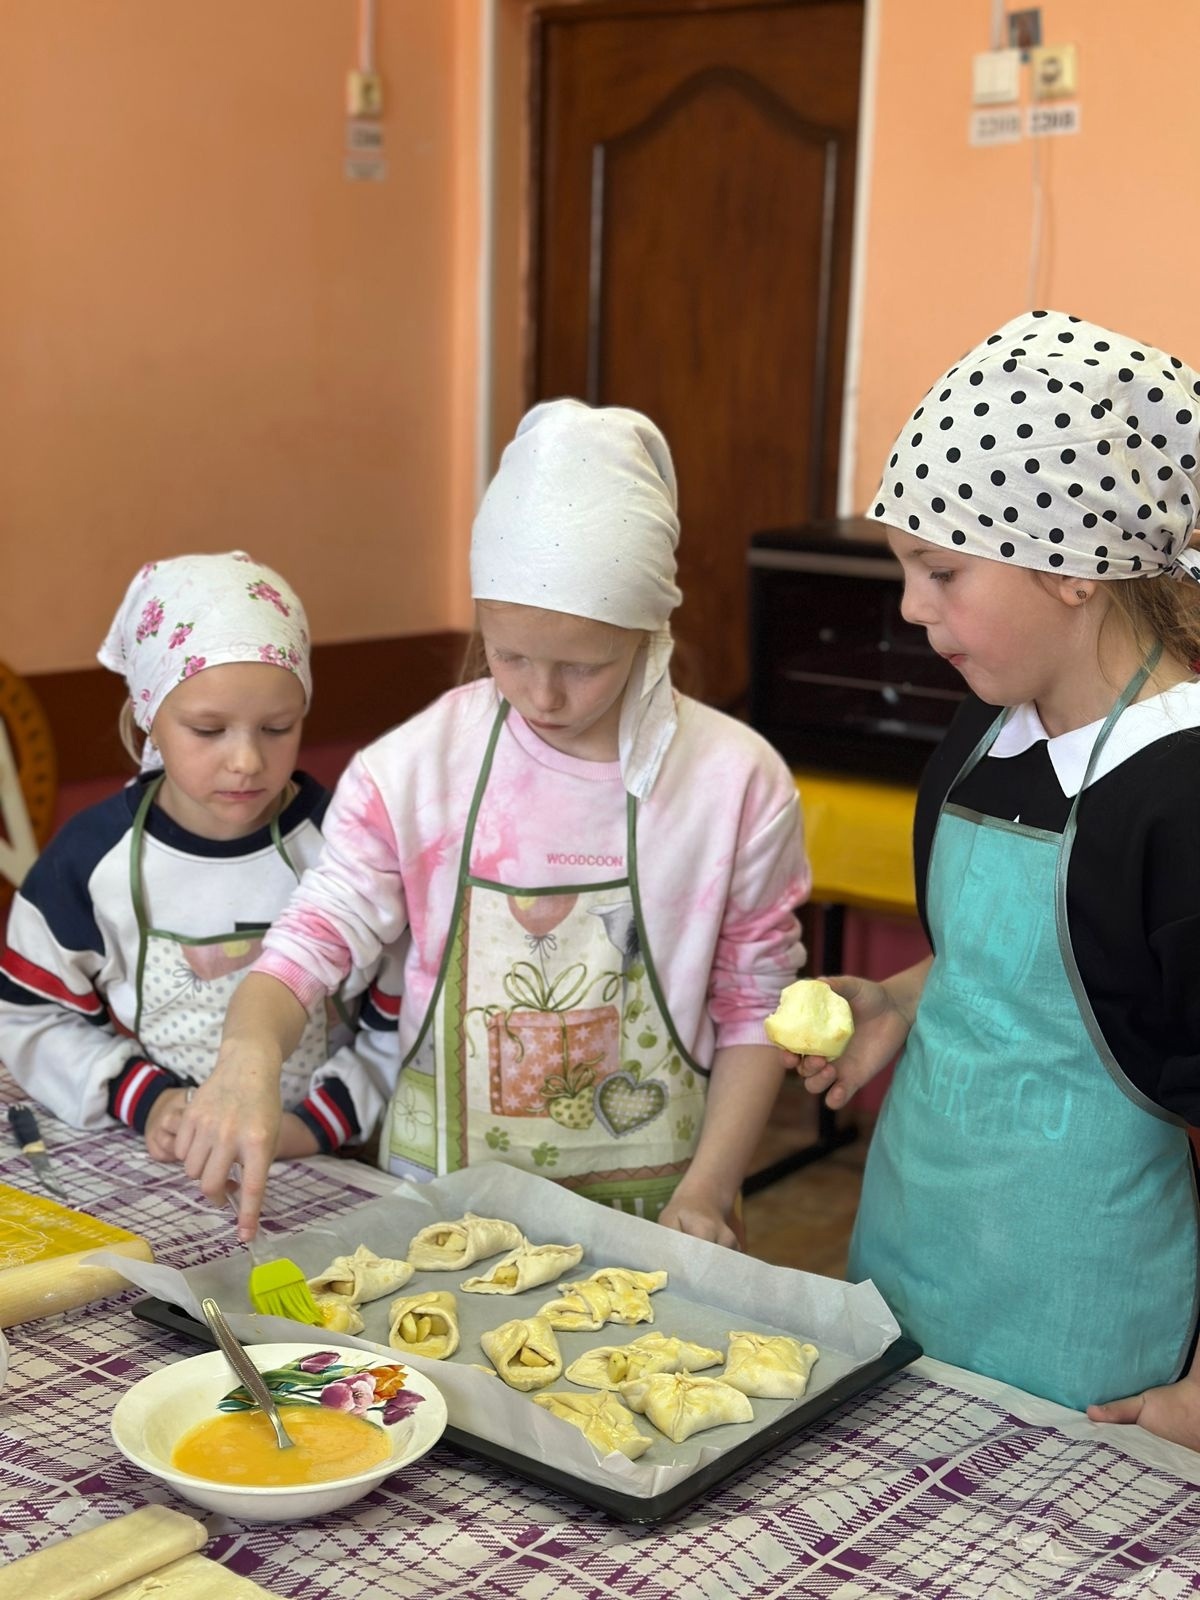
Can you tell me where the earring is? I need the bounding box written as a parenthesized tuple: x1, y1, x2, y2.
(1075, 589, 1088, 601)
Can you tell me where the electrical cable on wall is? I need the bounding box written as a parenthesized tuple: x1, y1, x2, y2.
(990, 0, 1006, 50)
(1026, 94, 1045, 307)
(358, 0, 377, 75)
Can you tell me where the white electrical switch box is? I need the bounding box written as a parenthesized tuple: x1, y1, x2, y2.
(347, 70, 384, 117)
(1031, 44, 1078, 99)
(972, 49, 1021, 105)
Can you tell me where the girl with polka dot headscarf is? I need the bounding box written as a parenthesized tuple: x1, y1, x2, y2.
(796, 311, 1200, 1451)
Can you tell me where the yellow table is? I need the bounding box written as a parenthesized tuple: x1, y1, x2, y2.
(794, 769, 917, 918)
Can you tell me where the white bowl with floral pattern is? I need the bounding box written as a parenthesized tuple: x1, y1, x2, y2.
(111, 1341, 447, 1521)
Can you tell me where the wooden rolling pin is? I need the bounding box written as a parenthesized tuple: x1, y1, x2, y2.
(0, 1181, 153, 1327)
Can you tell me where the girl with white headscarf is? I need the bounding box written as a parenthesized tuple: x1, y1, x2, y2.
(0, 552, 396, 1169)
(796, 311, 1200, 1451)
(182, 401, 809, 1247)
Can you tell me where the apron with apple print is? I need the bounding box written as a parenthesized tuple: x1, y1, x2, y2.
(129, 776, 329, 1104)
(383, 702, 709, 1219)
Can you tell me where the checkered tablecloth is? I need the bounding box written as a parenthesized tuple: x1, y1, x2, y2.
(3, 1068, 1200, 1599)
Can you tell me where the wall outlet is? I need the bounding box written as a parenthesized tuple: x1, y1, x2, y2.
(1031, 44, 1078, 99)
(972, 49, 1021, 106)
(346, 70, 384, 117)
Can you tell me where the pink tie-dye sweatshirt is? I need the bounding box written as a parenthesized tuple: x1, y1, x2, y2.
(257, 681, 810, 1066)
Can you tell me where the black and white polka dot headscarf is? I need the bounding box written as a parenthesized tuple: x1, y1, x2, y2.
(869, 309, 1200, 584)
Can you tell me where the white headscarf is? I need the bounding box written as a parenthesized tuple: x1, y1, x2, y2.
(870, 309, 1200, 583)
(98, 551, 312, 772)
(471, 399, 683, 798)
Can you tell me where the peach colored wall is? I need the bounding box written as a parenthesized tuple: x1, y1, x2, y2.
(3, 1, 479, 675)
(15, 2, 1197, 676)
(853, 0, 1200, 507)
(446, 0, 485, 630)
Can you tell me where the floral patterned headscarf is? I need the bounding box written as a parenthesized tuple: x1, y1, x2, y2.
(98, 551, 312, 771)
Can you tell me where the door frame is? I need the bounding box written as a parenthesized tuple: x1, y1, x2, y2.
(477, 0, 879, 516)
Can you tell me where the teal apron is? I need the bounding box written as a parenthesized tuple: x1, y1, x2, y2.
(382, 701, 709, 1219)
(129, 776, 335, 1102)
(850, 663, 1200, 1408)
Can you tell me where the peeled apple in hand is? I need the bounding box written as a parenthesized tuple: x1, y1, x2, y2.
(764, 979, 854, 1059)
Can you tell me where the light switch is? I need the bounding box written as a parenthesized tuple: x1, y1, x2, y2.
(972, 49, 1021, 106)
(1031, 44, 1078, 99)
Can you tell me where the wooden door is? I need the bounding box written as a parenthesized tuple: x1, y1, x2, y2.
(530, 0, 863, 710)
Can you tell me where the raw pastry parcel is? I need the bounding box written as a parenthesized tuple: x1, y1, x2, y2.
(387, 1289, 460, 1359)
(722, 1331, 820, 1399)
(481, 1315, 564, 1391)
(406, 1214, 525, 1270)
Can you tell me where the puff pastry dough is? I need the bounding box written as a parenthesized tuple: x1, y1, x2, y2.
(480, 1314, 563, 1391)
(387, 1289, 460, 1359)
(461, 1240, 584, 1295)
(619, 1371, 754, 1442)
(555, 1266, 665, 1327)
(595, 1285, 654, 1326)
(538, 1279, 615, 1332)
(406, 1213, 525, 1270)
(722, 1332, 820, 1399)
(312, 1294, 365, 1335)
(592, 1267, 668, 1296)
(533, 1391, 653, 1460)
(307, 1244, 414, 1305)
(566, 1333, 723, 1390)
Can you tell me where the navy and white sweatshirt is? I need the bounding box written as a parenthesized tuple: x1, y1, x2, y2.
(0, 771, 402, 1151)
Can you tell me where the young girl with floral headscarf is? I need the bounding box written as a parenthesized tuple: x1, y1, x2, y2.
(0, 552, 398, 1163)
(177, 402, 810, 1245)
(795, 310, 1200, 1450)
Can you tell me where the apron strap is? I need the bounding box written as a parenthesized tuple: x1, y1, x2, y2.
(129, 777, 162, 1039)
(624, 789, 708, 1078)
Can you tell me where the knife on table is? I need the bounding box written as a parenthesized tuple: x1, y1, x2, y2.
(7, 1103, 68, 1200)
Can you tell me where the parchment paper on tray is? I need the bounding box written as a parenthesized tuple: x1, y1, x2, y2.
(93, 1164, 901, 1500)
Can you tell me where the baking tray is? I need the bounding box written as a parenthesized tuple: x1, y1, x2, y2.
(132, 1294, 921, 1522)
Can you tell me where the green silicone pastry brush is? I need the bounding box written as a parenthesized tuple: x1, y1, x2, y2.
(228, 1195, 324, 1325)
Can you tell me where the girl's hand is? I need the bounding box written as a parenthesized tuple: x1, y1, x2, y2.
(786, 961, 931, 1109)
(143, 1088, 189, 1164)
(175, 1049, 283, 1239)
(787, 974, 912, 1109)
(1088, 1374, 1200, 1453)
(659, 1182, 741, 1251)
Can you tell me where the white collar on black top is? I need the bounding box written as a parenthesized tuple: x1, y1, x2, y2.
(988, 679, 1200, 798)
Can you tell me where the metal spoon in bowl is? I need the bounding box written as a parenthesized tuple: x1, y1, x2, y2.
(200, 1296, 295, 1451)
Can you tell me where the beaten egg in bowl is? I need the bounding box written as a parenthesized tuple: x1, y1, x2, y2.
(172, 1403, 391, 1486)
(111, 1340, 447, 1520)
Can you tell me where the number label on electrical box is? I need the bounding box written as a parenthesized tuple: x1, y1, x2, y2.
(1027, 102, 1081, 137)
(969, 109, 1022, 146)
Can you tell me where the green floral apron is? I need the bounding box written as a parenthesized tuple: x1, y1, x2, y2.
(383, 702, 708, 1218)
